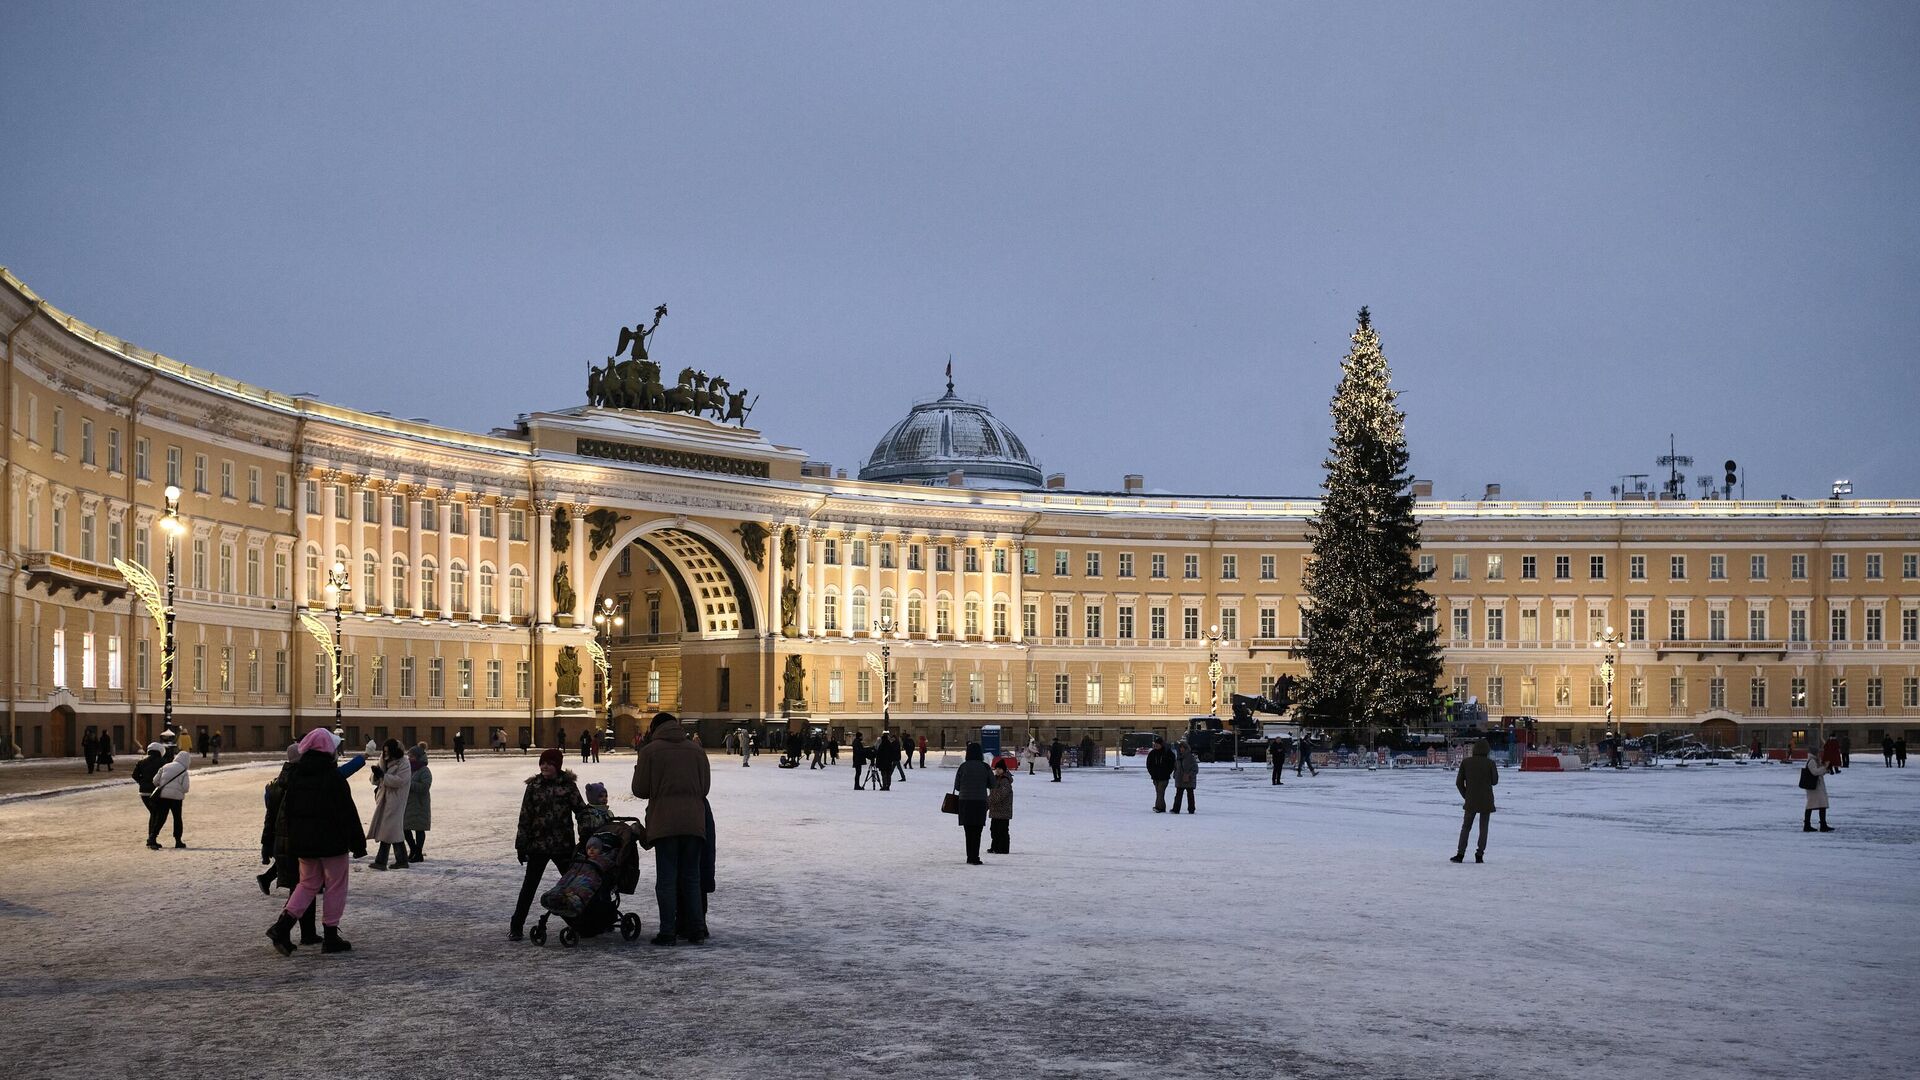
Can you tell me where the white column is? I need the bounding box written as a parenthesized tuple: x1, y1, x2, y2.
(796, 527, 812, 637)
(320, 474, 338, 578)
(768, 521, 784, 636)
(377, 486, 394, 615)
(981, 534, 996, 641)
(532, 500, 553, 625)
(347, 481, 366, 613)
(409, 494, 425, 616)
(437, 494, 453, 618)
(867, 529, 882, 636)
(569, 505, 587, 625)
(839, 529, 854, 639)
(1011, 541, 1025, 643)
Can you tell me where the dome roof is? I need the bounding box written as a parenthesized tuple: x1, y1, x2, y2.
(859, 380, 1043, 488)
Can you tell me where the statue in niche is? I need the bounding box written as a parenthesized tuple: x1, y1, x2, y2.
(782, 655, 806, 711)
(551, 505, 571, 553)
(734, 521, 768, 569)
(780, 580, 799, 638)
(555, 646, 582, 698)
(586, 508, 631, 560)
(552, 563, 576, 621)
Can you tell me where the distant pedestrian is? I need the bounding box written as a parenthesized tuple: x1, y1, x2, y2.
(1145, 737, 1175, 812)
(510, 748, 585, 941)
(95, 731, 114, 772)
(1821, 736, 1842, 775)
(266, 728, 366, 955)
(631, 712, 712, 945)
(82, 729, 98, 774)
(1026, 735, 1040, 775)
(453, 730, 467, 762)
(590, 730, 602, 763)
(146, 750, 191, 849)
(1296, 735, 1318, 776)
(1172, 740, 1198, 814)
(1802, 752, 1834, 832)
(952, 743, 993, 865)
(557, 726, 568, 760)
(1080, 733, 1096, 770)
(1897, 737, 1908, 768)
(367, 739, 412, 870)
(987, 761, 1015, 855)
(898, 731, 913, 770)
(876, 733, 901, 791)
(828, 734, 840, 764)
(1268, 737, 1287, 785)
(518, 728, 531, 755)
(1884, 735, 1896, 767)
(851, 734, 868, 790)
(1450, 739, 1499, 863)
(1048, 737, 1065, 782)
(580, 728, 593, 763)
(917, 734, 928, 768)
(1840, 732, 1852, 769)
(404, 744, 432, 862)
(208, 730, 223, 765)
(892, 733, 909, 782)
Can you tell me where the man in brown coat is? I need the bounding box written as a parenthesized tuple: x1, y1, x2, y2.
(1450, 739, 1499, 864)
(632, 712, 712, 944)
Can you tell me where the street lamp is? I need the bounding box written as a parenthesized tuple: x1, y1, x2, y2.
(875, 615, 896, 727)
(159, 485, 185, 741)
(593, 596, 625, 735)
(323, 559, 351, 727)
(1594, 624, 1625, 768)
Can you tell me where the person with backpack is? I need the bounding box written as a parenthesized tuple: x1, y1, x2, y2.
(1145, 737, 1175, 812)
(146, 749, 191, 849)
(266, 728, 367, 956)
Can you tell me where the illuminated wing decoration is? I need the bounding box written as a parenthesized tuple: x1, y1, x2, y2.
(584, 638, 610, 678)
(863, 652, 883, 675)
(297, 611, 341, 703)
(114, 559, 167, 636)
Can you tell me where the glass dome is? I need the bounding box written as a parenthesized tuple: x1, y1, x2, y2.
(859, 380, 1043, 489)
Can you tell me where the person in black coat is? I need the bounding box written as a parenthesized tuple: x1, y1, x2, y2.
(1048, 737, 1066, 782)
(952, 743, 994, 865)
(453, 730, 467, 762)
(1296, 735, 1318, 776)
(875, 734, 901, 791)
(849, 734, 867, 789)
(266, 731, 368, 955)
(1145, 737, 1175, 812)
(1268, 737, 1288, 785)
(132, 744, 164, 819)
(96, 731, 114, 771)
(82, 729, 98, 774)
(1897, 737, 1909, 768)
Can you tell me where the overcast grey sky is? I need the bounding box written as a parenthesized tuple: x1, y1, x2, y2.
(3, 2, 1917, 499)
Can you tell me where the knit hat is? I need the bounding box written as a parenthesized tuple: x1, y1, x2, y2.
(297, 728, 339, 755)
(585, 782, 608, 804)
(407, 744, 428, 768)
(539, 747, 563, 772)
(286, 743, 302, 763)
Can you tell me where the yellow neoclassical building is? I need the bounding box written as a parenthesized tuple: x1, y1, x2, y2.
(5, 266, 1918, 758)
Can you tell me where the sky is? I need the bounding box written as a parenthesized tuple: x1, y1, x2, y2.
(3, 2, 1917, 500)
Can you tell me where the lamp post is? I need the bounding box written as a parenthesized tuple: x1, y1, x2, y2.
(1594, 624, 1625, 768)
(875, 615, 896, 727)
(159, 485, 185, 741)
(1206, 623, 1223, 717)
(593, 596, 625, 736)
(323, 559, 351, 727)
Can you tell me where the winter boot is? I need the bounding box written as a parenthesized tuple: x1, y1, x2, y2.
(298, 907, 322, 945)
(1449, 853, 1465, 863)
(266, 912, 298, 957)
(256, 869, 275, 896)
(321, 925, 353, 953)
(1474, 852, 1484, 863)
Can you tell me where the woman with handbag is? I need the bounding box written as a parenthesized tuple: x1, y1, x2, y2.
(1802, 750, 1834, 832)
(951, 743, 994, 865)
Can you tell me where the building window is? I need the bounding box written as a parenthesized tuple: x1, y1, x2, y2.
(822, 592, 838, 632)
(1830, 608, 1848, 642)
(1790, 677, 1806, 709)
(134, 436, 148, 479)
(1904, 677, 1918, 709)
(1418, 554, 1436, 577)
(1150, 674, 1167, 706)
(992, 601, 1008, 638)
(1668, 676, 1686, 710)
(850, 540, 867, 567)
(1054, 549, 1069, 576)
(1486, 608, 1504, 641)
(1830, 678, 1847, 709)
(1022, 602, 1036, 638)
(827, 670, 843, 705)
(1627, 676, 1644, 709)
(517, 660, 531, 699)
(964, 599, 981, 637)
(1709, 554, 1726, 581)
(485, 658, 502, 699)
(1117, 605, 1135, 639)
(1486, 677, 1504, 708)
(1451, 554, 1468, 581)
(1865, 606, 1883, 642)
(1903, 607, 1918, 642)
(1749, 608, 1768, 641)
(1865, 553, 1882, 580)
(1750, 678, 1766, 710)
(1085, 674, 1103, 706)
(1790, 608, 1808, 643)
(1750, 554, 1767, 580)
(1627, 607, 1646, 643)
(1260, 554, 1276, 580)
(1053, 604, 1070, 639)
(1554, 676, 1571, 707)
(1184, 553, 1201, 580)
(1668, 608, 1687, 641)
(1054, 674, 1070, 705)
(1085, 604, 1102, 640)
(1790, 554, 1807, 580)
(1485, 554, 1503, 580)
(1183, 675, 1200, 706)
(1589, 676, 1606, 708)
(449, 502, 466, 535)
(1629, 554, 1645, 581)
(1117, 674, 1134, 706)
(1021, 547, 1036, 574)
(1151, 553, 1166, 579)
(1451, 607, 1470, 641)
(1150, 606, 1166, 640)
(1669, 555, 1686, 581)
(1866, 677, 1883, 709)
(1708, 609, 1727, 641)
(1553, 607, 1573, 642)
(1905, 554, 1918, 580)
(428, 657, 445, 699)
(1554, 555, 1571, 580)
(1083, 551, 1100, 578)
(1184, 607, 1201, 640)
(1708, 677, 1725, 710)
(1220, 554, 1237, 581)
(1830, 553, 1847, 581)
(1220, 608, 1237, 640)
(1259, 607, 1277, 639)
(1520, 555, 1537, 580)
(1520, 676, 1537, 708)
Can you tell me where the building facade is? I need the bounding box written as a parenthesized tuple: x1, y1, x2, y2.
(6, 267, 1918, 758)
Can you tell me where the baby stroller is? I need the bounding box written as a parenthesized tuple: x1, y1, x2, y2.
(530, 816, 645, 947)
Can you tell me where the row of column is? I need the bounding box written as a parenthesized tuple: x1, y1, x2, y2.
(777, 525, 1026, 644)
(309, 476, 519, 618)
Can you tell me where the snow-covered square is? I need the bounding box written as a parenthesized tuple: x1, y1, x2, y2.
(2, 752, 1914, 1080)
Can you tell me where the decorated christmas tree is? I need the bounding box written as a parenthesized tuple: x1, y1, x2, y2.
(1295, 307, 1443, 742)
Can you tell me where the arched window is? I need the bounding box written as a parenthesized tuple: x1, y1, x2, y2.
(420, 558, 438, 613)
(936, 595, 953, 637)
(907, 595, 924, 635)
(479, 565, 496, 616)
(508, 567, 526, 619)
(304, 544, 320, 600)
(878, 590, 896, 627)
(362, 552, 380, 608)
(964, 597, 981, 637)
(822, 589, 840, 632)
(449, 560, 468, 615)
(851, 587, 868, 633)
(391, 556, 409, 610)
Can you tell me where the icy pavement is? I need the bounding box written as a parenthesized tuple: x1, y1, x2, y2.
(1, 752, 1914, 1080)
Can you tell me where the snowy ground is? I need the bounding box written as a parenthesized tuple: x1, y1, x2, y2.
(1, 751, 1914, 1080)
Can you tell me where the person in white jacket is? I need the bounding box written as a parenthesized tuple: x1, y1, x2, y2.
(367, 739, 413, 869)
(146, 751, 191, 849)
(1803, 752, 1834, 832)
